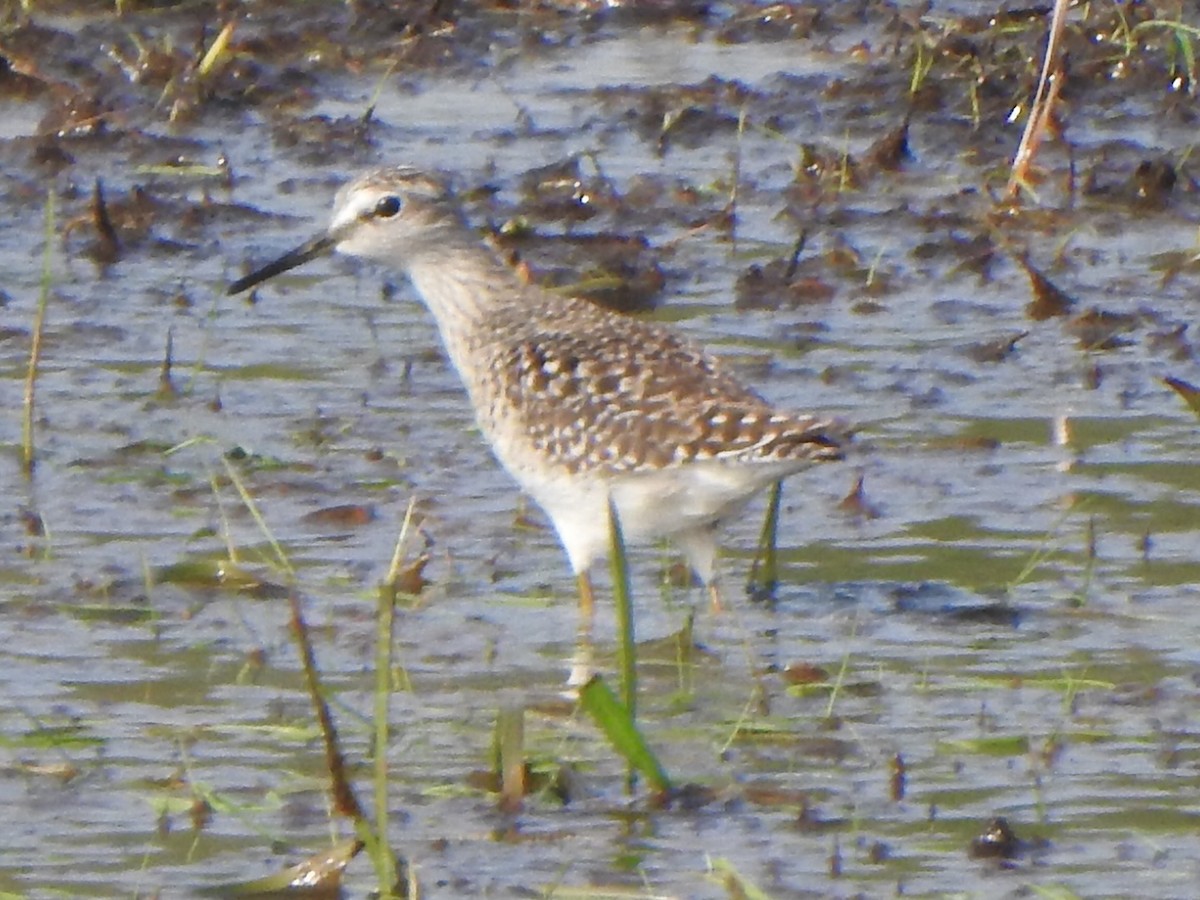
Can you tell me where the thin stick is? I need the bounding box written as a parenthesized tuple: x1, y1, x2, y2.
(22, 189, 55, 478)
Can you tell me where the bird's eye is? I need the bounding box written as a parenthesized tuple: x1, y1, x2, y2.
(374, 195, 402, 218)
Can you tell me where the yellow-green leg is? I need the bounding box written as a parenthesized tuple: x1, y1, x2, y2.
(576, 571, 596, 622)
(708, 581, 725, 613)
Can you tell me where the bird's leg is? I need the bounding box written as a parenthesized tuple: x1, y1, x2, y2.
(567, 619, 595, 689)
(675, 524, 723, 612)
(576, 571, 596, 622)
(708, 580, 725, 614)
(567, 572, 597, 690)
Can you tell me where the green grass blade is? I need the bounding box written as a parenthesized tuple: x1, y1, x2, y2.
(495, 706, 526, 813)
(372, 573, 397, 889)
(579, 676, 671, 794)
(607, 498, 637, 720)
(708, 857, 774, 900)
(748, 480, 782, 597)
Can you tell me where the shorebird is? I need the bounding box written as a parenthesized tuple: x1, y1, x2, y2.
(228, 166, 846, 614)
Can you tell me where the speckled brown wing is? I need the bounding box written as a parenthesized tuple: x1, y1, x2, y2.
(501, 312, 844, 475)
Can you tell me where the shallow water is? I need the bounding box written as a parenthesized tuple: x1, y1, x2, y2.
(2, 2, 1199, 897)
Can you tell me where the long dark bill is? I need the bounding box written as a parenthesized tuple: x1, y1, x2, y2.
(227, 232, 338, 295)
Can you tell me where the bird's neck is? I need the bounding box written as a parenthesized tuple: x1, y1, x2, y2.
(406, 244, 522, 376)
(407, 244, 516, 327)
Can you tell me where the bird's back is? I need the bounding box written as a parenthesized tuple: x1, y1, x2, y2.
(462, 289, 845, 480)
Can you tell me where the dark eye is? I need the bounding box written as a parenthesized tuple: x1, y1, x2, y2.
(374, 195, 401, 218)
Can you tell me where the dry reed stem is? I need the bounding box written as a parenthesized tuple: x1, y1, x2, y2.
(1005, 0, 1071, 201)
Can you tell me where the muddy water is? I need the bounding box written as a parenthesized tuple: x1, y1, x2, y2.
(2, 2, 1199, 897)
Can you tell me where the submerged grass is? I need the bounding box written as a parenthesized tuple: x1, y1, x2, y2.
(1005, 500, 1094, 598)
